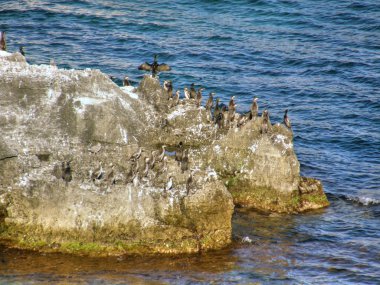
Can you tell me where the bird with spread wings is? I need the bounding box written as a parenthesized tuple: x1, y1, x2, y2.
(138, 54, 171, 77)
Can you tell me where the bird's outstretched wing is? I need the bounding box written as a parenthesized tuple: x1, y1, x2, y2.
(138, 62, 152, 71)
(157, 63, 171, 72)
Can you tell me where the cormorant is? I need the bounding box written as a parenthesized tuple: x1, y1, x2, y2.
(138, 54, 171, 77)
(190, 83, 197, 99)
(261, 110, 269, 134)
(0, 31, 6, 51)
(250, 97, 258, 120)
(19, 46, 25, 56)
(283, 109, 291, 129)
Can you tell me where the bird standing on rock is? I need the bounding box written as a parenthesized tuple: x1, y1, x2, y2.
(283, 109, 291, 129)
(106, 163, 116, 185)
(227, 96, 237, 125)
(205, 93, 214, 122)
(184, 87, 190, 100)
(250, 97, 258, 120)
(205, 92, 214, 111)
(229, 96, 236, 111)
(163, 80, 173, 100)
(190, 83, 197, 99)
(138, 54, 171, 77)
(130, 147, 143, 161)
(132, 171, 140, 187)
(216, 112, 224, 129)
(181, 149, 189, 173)
(0, 31, 6, 51)
(123, 76, 131, 86)
(149, 150, 157, 170)
(261, 110, 269, 134)
(165, 176, 173, 192)
(173, 90, 180, 106)
(196, 88, 204, 107)
(19, 46, 25, 56)
(62, 161, 72, 186)
(175, 141, 184, 164)
(143, 157, 150, 177)
(158, 145, 166, 162)
(213, 98, 221, 121)
(186, 171, 194, 195)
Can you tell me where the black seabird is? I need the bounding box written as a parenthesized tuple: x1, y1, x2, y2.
(249, 97, 258, 120)
(186, 171, 193, 195)
(228, 96, 236, 112)
(190, 83, 197, 99)
(0, 31, 6, 51)
(216, 109, 225, 129)
(62, 161, 72, 186)
(163, 80, 173, 99)
(261, 110, 269, 134)
(283, 109, 291, 129)
(181, 149, 189, 173)
(138, 54, 171, 77)
(227, 96, 237, 125)
(175, 141, 183, 164)
(196, 88, 204, 107)
(123, 76, 131, 86)
(205, 92, 214, 111)
(213, 98, 221, 121)
(19, 46, 25, 57)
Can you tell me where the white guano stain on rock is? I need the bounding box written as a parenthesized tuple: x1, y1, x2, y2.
(0, 50, 12, 57)
(273, 134, 293, 150)
(249, 142, 259, 153)
(119, 125, 128, 144)
(167, 107, 187, 120)
(121, 86, 139, 99)
(214, 145, 221, 154)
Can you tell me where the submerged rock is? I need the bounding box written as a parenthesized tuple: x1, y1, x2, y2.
(0, 52, 328, 256)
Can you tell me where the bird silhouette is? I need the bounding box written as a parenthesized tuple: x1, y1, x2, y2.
(138, 54, 171, 77)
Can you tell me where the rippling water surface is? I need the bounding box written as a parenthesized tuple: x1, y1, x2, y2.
(1, 0, 379, 284)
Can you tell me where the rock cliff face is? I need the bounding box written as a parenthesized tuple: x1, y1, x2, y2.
(0, 52, 328, 256)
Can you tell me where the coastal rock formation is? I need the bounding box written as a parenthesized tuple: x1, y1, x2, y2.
(0, 53, 233, 255)
(0, 51, 328, 256)
(137, 76, 328, 214)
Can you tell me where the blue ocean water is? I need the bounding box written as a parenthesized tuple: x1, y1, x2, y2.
(1, 0, 379, 284)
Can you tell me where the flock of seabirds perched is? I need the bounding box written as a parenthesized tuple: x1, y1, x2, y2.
(1, 32, 292, 196)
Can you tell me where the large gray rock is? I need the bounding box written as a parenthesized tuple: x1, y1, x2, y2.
(0, 53, 234, 255)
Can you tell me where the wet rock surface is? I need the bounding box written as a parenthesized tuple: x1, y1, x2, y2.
(0, 53, 327, 256)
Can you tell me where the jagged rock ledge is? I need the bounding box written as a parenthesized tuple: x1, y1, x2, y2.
(0, 52, 328, 256)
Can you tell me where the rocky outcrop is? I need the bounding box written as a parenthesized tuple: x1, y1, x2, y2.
(136, 76, 328, 213)
(0, 53, 234, 256)
(0, 51, 328, 256)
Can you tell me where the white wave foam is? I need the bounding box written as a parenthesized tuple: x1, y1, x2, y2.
(345, 195, 380, 206)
